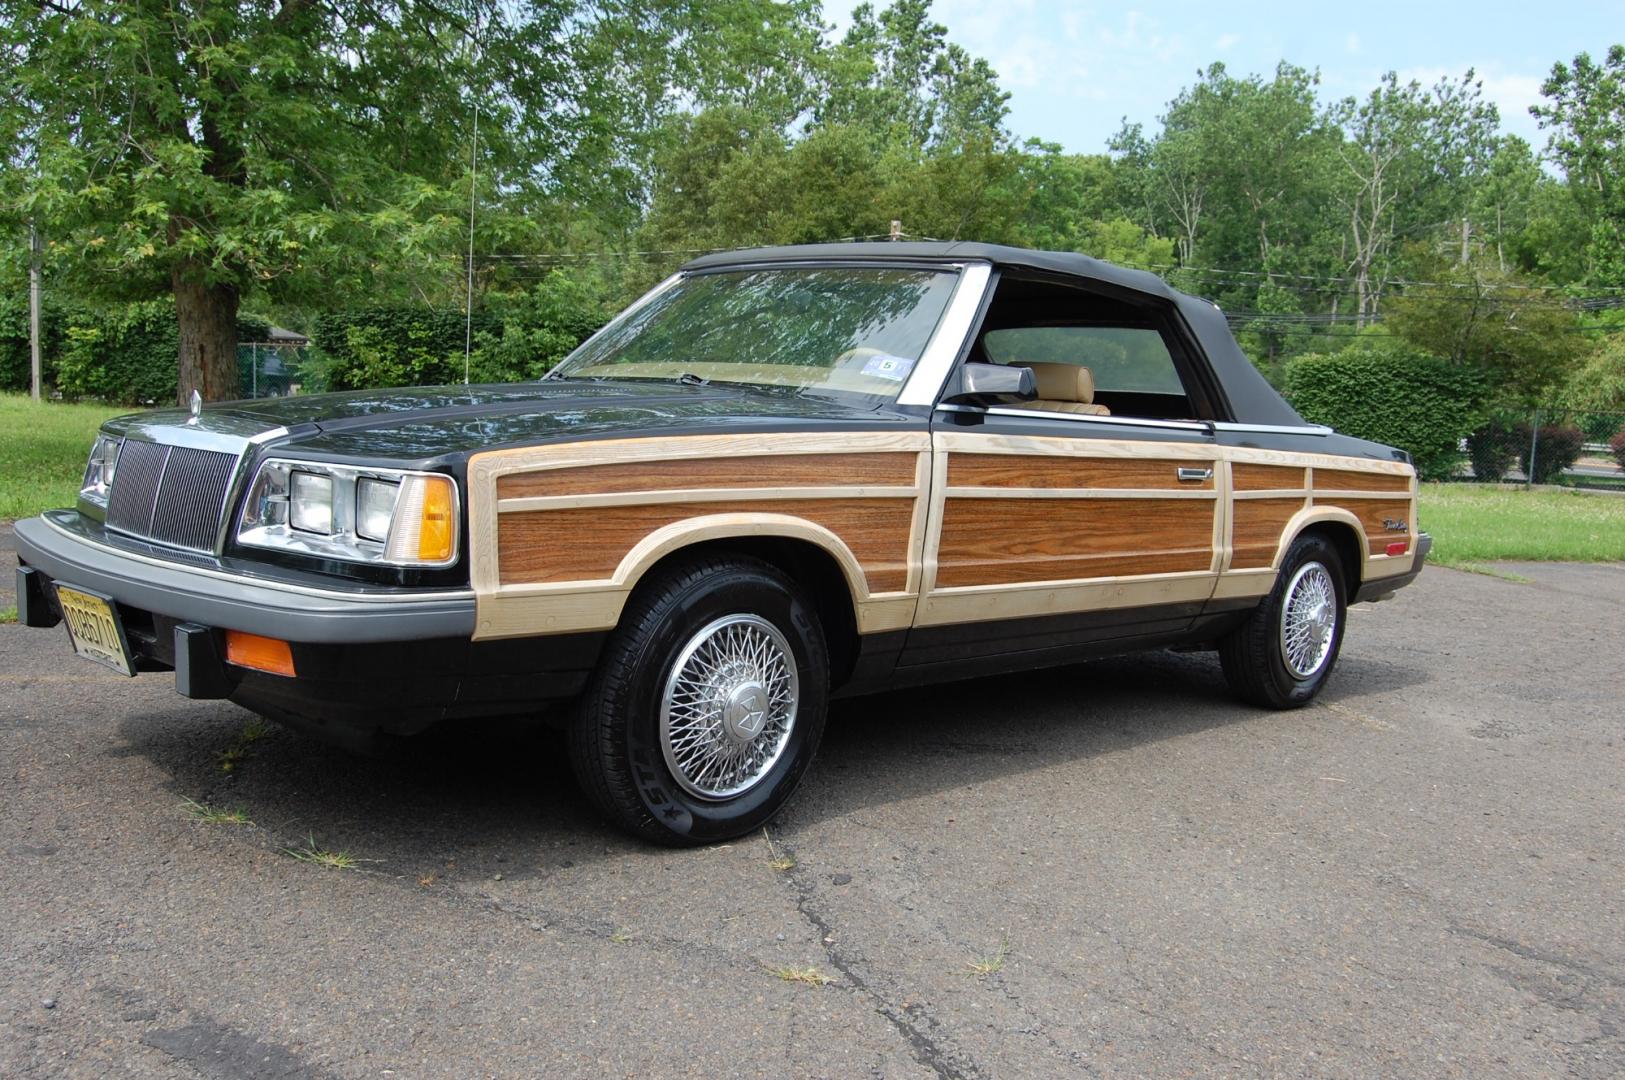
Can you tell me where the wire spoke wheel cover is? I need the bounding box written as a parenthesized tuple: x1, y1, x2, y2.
(1279, 560, 1338, 679)
(660, 613, 800, 801)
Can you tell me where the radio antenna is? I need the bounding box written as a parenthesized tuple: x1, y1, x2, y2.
(462, 9, 482, 385)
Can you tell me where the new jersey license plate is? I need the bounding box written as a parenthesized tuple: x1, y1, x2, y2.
(55, 584, 135, 676)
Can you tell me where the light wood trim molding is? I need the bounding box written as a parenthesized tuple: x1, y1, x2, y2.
(916, 570, 1218, 627)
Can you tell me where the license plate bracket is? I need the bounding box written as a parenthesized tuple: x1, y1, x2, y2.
(55, 583, 136, 677)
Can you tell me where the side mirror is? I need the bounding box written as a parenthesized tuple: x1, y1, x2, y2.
(944, 362, 1037, 406)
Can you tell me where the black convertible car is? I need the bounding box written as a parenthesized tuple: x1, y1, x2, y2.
(15, 243, 1427, 843)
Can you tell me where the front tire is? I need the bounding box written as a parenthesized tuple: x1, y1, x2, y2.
(1218, 533, 1347, 709)
(567, 554, 829, 845)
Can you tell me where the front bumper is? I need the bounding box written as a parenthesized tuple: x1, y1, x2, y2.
(14, 512, 600, 741)
(15, 511, 476, 643)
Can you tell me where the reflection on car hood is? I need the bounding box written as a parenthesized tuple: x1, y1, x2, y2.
(106, 381, 910, 464)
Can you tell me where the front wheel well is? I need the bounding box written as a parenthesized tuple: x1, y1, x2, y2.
(1296, 522, 1363, 599)
(624, 536, 861, 688)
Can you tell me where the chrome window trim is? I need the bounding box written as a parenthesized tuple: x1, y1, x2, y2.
(896, 262, 993, 407)
(935, 402, 1214, 433)
(1211, 421, 1333, 436)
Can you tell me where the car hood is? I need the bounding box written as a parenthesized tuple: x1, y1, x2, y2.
(105, 381, 911, 464)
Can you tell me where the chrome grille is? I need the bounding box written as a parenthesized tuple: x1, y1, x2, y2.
(105, 440, 240, 552)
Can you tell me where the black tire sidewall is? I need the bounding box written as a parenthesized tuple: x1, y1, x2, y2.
(611, 564, 827, 843)
(1261, 537, 1347, 705)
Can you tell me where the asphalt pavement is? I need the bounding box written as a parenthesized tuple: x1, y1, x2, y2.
(2, 557, 1622, 1078)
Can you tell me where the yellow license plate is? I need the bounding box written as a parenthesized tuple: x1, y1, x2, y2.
(56, 584, 134, 676)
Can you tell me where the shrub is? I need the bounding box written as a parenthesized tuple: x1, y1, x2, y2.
(1283, 343, 1486, 481)
(50, 302, 269, 405)
(1465, 420, 1519, 482)
(1513, 423, 1586, 484)
(312, 271, 611, 391)
(1612, 430, 1625, 470)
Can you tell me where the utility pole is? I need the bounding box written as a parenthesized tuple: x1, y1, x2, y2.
(29, 224, 42, 403)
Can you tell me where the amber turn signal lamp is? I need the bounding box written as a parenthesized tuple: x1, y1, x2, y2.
(383, 474, 457, 565)
(1385, 540, 1410, 557)
(225, 631, 296, 677)
(417, 475, 455, 562)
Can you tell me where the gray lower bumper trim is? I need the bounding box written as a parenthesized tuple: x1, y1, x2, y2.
(13, 515, 475, 644)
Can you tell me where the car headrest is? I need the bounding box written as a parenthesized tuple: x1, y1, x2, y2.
(1022, 362, 1096, 404)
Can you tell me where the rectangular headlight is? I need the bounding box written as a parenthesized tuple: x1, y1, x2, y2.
(79, 434, 123, 507)
(289, 471, 334, 534)
(355, 478, 399, 542)
(237, 460, 459, 567)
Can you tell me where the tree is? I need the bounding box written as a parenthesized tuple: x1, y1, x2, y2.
(1532, 45, 1625, 286)
(1328, 71, 1500, 325)
(0, 0, 824, 402)
(1387, 250, 1585, 403)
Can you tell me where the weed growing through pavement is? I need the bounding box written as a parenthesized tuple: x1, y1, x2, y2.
(283, 835, 358, 870)
(763, 827, 796, 872)
(180, 797, 251, 825)
(964, 934, 1010, 977)
(768, 965, 834, 987)
(219, 719, 273, 773)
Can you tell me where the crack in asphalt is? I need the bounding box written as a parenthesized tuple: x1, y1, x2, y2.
(769, 829, 991, 1080)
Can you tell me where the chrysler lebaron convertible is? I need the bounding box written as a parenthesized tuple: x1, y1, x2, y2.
(15, 243, 1428, 843)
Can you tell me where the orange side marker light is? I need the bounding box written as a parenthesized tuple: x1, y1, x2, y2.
(225, 631, 296, 677)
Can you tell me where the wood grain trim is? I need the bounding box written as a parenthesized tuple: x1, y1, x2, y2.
(947, 454, 1210, 490)
(1231, 497, 1307, 570)
(935, 497, 1214, 587)
(499, 498, 916, 591)
(1317, 497, 1414, 556)
(498, 485, 918, 513)
(497, 452, 918, 500)
(1232, 463, 1306, 491)
(1313, 468, 1414, 493)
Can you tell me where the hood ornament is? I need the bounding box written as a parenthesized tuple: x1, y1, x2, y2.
(188, 389, 202, 423)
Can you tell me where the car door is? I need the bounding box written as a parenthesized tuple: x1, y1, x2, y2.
(900, 320, 1224, 674)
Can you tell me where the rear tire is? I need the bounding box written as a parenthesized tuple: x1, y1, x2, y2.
(567, 554, 828, 845)
(1219, 533, 1347, 709)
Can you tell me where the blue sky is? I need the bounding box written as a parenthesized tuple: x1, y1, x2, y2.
(826, 1, 1619, 154)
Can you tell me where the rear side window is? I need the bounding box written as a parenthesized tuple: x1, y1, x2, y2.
(981, 327, 1185, 395)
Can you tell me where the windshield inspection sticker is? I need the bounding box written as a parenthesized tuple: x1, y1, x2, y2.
(860, 354, 915, 381)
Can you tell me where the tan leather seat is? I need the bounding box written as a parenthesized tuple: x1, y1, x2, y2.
(1004, 362, 1111, 416)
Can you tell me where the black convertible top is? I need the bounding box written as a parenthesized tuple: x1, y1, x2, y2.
(682, 242, 1307, 427)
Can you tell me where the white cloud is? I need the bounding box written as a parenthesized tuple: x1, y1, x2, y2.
(1346, 32, 1361, 55)
(1216, 32, 1242, 52)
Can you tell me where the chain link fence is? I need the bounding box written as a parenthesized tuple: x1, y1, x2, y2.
(237, 340, 308, 399)
(1459, 409, 1625, 490)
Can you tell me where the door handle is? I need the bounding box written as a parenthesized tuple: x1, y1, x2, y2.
(1177, 467, 1213, 482)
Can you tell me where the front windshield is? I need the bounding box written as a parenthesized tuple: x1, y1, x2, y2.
(552, 266, 960, 404)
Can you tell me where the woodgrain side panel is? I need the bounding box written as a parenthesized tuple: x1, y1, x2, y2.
(1313, 468, 1413, 493)
(1320, 497, 1413, 555)
(935, 497, 1214, 587)
(1232, 463, 1306, 491)
(1231, 497, 1306, 569)
(946, 454, 1208, 490)
(497, 452, 917, 500)
(499, 498, 916, 591)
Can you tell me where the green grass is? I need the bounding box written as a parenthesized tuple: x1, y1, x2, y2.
(1420, 483, 1625, 565)
(0, 394, 128, 521)
(180, 796, 252, 825)
(283, 835, 359, 870)
(0, 605, 15, 625)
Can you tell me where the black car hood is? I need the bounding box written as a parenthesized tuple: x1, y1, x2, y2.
(111, 381, 914, 465)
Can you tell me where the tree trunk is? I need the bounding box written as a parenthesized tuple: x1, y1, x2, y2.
(173, 265, 240, 405)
